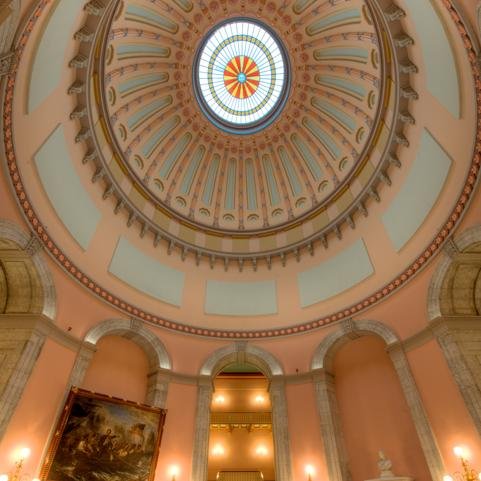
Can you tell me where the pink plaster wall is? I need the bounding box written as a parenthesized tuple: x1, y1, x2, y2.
(333, 336, 431, 481)
(407, 339, 481, 473)
(81, 335, 149, 404)
(155, 383, 197, 481)
(286, 383, 328, 481)
(0, 339, 76, 478)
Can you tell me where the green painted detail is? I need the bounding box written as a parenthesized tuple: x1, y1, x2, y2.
(311, 98, 356, 133)
(303, 118, 341, 159)
(142, 116, 179, 158)
(292, 0, 316, 14)
(402, 0, 460, 118)
(382, 130, 452, 251)
(126, 5, 178, 33)
(180, 145, 206, 195)
(314, 47, 368, 63)
(159, 133, 192, 178)
(117, 44, 170, 59)
(298, 239, 373, 307)
(262, 155, 280, 206)
(28, 0, 84, 113)
(202, 154, 220, 205)
(127, 96, 172, 131)
(34, 125, 101, 250)
(205, 280, 278, 316)
(315, 75, 366, 100)
(278, 147, 302, 197)
(291, 134, 323, 181)
(173, 0, 193, 12)
(224, 159, 237, 210)
(109, 237, 184, 306)
(119, 73, 169, 96)
(245, 159, 258, 210)
(307, 8, 361, 35)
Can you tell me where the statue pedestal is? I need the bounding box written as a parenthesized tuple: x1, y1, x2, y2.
(366, 477, 414, 481)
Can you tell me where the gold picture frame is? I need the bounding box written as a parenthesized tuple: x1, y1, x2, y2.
(40, 387, 166, 481)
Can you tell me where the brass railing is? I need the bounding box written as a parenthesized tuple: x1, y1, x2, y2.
(216, 470, 264, 481)
(210, 412, 272, 424)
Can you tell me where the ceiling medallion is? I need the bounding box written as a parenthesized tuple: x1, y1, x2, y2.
(193, 19, 290, 135)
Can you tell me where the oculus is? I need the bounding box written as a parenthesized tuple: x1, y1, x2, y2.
(193, 19, 290, 134)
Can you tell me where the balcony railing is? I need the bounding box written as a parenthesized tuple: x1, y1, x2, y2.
(210, 412, 272, 431)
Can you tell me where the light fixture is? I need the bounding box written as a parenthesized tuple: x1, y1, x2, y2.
(212, 444, 225, 456)
(2, 447, 37, 481)
(214, 395, 225, 404)
(168, 465, 180, 481)
(305, 464, 315, 481)
(255, 445, 268, 456)
(255, 395, 265, 404)
(443, 446, 481, 481)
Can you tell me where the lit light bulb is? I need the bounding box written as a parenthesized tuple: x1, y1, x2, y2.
(255, 395, 265, 404)
(0, 474, 8, 481)
(255, 445, 268, 456)
(443, 475, 454, 481)
(19, 447, 31, 460)
(169, 465, 180, 480)
(212, 444, 225, 456)
(305, 464, 315, 478)
(214, 395, 225, 404)
(478, 472, 481, 481)
(453, 446, 465, 459)
(32, 478, 41, 481)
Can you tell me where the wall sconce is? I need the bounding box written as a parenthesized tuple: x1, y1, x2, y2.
(255, 395, 265, 404)
(305, 464, 315, 481)
(0, 447, 39, 481)
(168, 465, 180, 481)
(214, 395, 226, 404)
(443, 446, 481, 481)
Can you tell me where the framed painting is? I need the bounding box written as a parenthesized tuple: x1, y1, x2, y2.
(40, 387, 167, 481)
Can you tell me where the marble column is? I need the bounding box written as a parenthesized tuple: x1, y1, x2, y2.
(432, 317, 481, 436)
(146, 368, 170, 409)
(269, 377, 293, 481)
(312, 369, 351, 481)
(191, 377, 213, 481)
(388, 344, 445, 481)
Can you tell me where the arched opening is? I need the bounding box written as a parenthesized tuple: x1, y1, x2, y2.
(70, 319, 172, 408)
(192, 343, 292, 481)
(81, 335, 150, 404)
(428, 226, 481, 435)
(332, 335, 430, 481)
(0, 220, 56, 439)
(0, 238, 46, 315)
(208, 362, 275, 481)
(311, 320, 445, 481)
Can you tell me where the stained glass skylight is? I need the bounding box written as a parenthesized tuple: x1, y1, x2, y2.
(193, 19, 290, 134)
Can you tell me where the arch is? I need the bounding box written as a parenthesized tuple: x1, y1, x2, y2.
(69, 318, 171, 408)
(84, 318, 172, 370)
(427, 225, 481, 436)
(200, 341, 283, 377)
(428, 225, 481, 320)
(0, 219, 56, 439)
(192, 342, 292, 481)
(310, 319, 445, 481)
(311, 319, 399, 371)
(0, 0, 20, 54)
(0, 219, 56, 319)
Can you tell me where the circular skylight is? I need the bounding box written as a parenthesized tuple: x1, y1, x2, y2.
(193, 19, 290, 134)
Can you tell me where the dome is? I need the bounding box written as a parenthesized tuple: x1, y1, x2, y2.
(3, 0, 480, 336)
